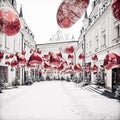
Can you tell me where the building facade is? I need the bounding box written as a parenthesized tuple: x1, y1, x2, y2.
(0, 0, 36, 86)
(36, 30, 78, 80)
(78, 0, 120, 92)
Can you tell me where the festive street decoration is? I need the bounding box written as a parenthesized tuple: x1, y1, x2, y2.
(112, 0, 120, 21)
(49, 52, 61, 67)
(28, 52, 42, 65)
(0, 7, 21, 36)
(103, 53, 120, 69)
(0, 51, 4, 61)
(57, 0, 89, 28)
(65, 46, 74, 54)
(91, 54, 98, 61)
(78, 53, 85, 60)
(74, 63, 82, 72)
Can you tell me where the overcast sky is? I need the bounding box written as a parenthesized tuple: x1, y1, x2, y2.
(17, 0, 92, 44)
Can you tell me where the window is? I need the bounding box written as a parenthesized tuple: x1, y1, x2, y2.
(0, 66, 8, 83)
(5, 36, 9, 49)
(101, 30, 106, 46)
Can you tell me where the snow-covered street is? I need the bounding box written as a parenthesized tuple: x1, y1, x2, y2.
(0, 81, 120, 120)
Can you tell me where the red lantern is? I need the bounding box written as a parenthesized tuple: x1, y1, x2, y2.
(57, 0, 89, 28)
(112, 0, 120, 21)
(65, 46, 74, 54)
(0, 7, 20, 36)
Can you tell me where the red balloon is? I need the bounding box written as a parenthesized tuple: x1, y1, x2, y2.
(57, 0, 89, 28)
(91, 54, 98, 61)
(58, 63, 64, 71)
(16, 53, 26, 65)
(74, 63, 82, 72)
(0, 7, 21, 36)
(68, 54, 73, 59)
(112, 0, 120, 21)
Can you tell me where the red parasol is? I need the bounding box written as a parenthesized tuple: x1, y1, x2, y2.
(28, 52, 42, 65)
(57, 0, 89, 28)
(65, 46, 74, 54)
(0, 7, 20, 36)
(112, 0, 120, 21)
(79, 53, 85, 60)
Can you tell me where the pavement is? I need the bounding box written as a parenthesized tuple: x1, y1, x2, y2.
(75, 82, 117, 99)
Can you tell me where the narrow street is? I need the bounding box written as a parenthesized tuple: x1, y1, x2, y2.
(0, 81, 120, 120)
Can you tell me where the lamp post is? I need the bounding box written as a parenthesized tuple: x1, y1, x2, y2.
(82, 35, 85, 82)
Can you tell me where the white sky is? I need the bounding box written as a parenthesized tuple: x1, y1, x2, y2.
(17, 0, 92, 44)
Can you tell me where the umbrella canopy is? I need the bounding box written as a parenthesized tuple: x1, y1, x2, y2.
(92, 54, 98, 61)
(49, 52, 61, 67)
(65, 46, 74, 54)
(103, 53, 120, 69)
(57, 0, 89, 28)
(74, 63, 82, 72)
(28, 52, 42, 65)
(0, 7, 20, 36)
(112, 0, 120, 21)
(78, 53, 85, 60)
(0, 51, 4, 61)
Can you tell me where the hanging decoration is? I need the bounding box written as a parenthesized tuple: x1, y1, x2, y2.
(68, 54, 73, 59)
(0, 7, 21, 36)
(78, 53, 85, 60)
(112, 0, 120, 21)
(65, 46, 74, 54)
(49, 52, 61, 67)
(11, 58, 18, 67)
(57, 0, 89, 28)
(74, 63, 82, 72)
(28, 52, 42, 65)
(103, 52, 120, 69)
(0, 51, 4, 61)
(91, 54, 98, 61)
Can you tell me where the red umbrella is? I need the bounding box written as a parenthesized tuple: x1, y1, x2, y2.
(11, 58, 18, 67)
(68, 54, 73, 59)
(65, 46, 74, 54)
(0, 7, 20, 36)
(74, 63, 82, 72)
(44, 62, 51, 69)
(112, 0, 120, 21)
(28, 52, 42, 65)
(103, 53, 120, 69)
(91, 64, 98, 71)
(78, 53, 85, 60)
(92, 54, 98, 61)
(57, 52, 62, 58)
(5, 61, 10, 65)
(57, 0, 89, 28)
(58, 63, 64, 71)
(16, 53, 26, 66)
(49, 52, 60, 67)
(0, 51, 4, 61)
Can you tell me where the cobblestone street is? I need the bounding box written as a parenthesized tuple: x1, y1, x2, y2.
(0, 81, 120, 120)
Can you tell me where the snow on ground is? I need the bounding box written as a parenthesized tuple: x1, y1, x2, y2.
(0, 81, 120, 120)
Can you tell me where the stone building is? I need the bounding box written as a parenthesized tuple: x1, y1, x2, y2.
(78, 0, 120, 92)
(0, 0, 36, 86)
